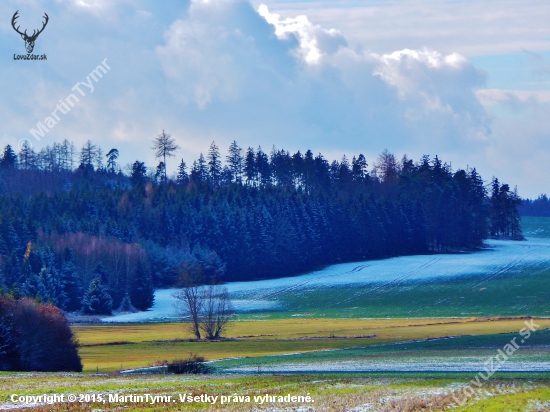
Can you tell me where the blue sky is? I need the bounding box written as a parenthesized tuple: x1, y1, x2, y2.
(1, 0, 549, 197)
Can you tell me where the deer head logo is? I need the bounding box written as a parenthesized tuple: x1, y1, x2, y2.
(11, 11, 49, 54)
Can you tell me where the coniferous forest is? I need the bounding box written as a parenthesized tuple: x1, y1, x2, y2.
(0, 137, 522, 314)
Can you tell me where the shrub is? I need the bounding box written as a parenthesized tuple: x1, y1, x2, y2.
(0, 296, 82, 372)
(166, 354, 212, 374)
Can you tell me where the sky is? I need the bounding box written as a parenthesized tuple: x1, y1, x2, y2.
(1, 0, 549, 198)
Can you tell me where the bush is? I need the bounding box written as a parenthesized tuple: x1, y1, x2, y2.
(0, 296, 82, 372)
(166, 354, 212, 374)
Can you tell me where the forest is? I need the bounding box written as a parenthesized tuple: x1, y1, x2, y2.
(519, 194, 550, 217)
(0, 135, 522, 314)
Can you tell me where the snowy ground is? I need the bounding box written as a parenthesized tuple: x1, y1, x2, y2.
(102, 238, 550, 323)
(222, 360, 550, 373)
(101, 290, 281, 323)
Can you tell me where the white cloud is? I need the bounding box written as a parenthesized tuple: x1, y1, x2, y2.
(257, 0, 550, 57)
(257, 4, 346, 63)
(155, 0, 489, 157)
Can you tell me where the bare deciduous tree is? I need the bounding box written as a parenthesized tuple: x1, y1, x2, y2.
(199, 286, 234, 340)
(152, 130, 179, 184)
(174, 264, 233, 340)
(174, 284, 204, 340)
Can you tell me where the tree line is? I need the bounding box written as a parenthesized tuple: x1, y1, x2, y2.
(518, 194, 550, 217)
(0, 134, 522, 314)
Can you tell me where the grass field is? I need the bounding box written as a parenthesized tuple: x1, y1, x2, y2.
(74, 317, 550, 372)
(1, 373, 550, 411)
(214, 329, 550, 372)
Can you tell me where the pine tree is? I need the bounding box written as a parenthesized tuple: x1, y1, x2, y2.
(79, 140, 98, 171)
(191, 154, 208, 183)
(130, 161, 147, 187)
(226, 141, 243, 184)
(155, 162, 166, 184)
(59, 249, 82, 312)
(118, 292, 135, 312)
(244, 147, 256, 186)
(129, 260, 154, 311)
(92, 263, 110, 286)
(106, 149, 119, 173)
(176, 159, 189, 185)
(207, 141, 222, 185)
(351, 154, 368, 182)
(0, 145, 18, 169)
(256, 147, 271, 186)
(82, 276, 113, 315)
(18, 141, 36, 170)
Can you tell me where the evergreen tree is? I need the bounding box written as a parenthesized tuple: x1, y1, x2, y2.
(207, 141, 222, 185)
(176, 159, 189, 185)
(244, 147, 256, 186)
(79, 140, 97, 171)
(0, 145, 18, 169)
(129, 260, 154, 311)
(130, 161, 147, 187)
(226, 140, 243, 184)
(82, 276, 113, 315)
(106, 148, 119, 173)
(256, 147, 271, 186)
(155, 162, 166, 184)
(118, 292, 135, 312)
(18, 141, 35, 170)
(191, 154, 208, 183)
(351, 154, 368, 182)
(59, 249, 82, 312)
(92, 263, 110, 285)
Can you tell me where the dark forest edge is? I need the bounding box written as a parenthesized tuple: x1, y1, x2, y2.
(519, 194, 550, 217)
(0, 136, 521, 316)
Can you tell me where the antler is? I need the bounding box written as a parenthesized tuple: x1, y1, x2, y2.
(29, 13, 49, 40)
(11, 11, 26, 37)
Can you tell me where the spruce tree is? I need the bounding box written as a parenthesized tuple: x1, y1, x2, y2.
(226, 141, 243, 184)
(0, 145, 18, 169)
(118, 292, 135, 312)
(129, 260, 154, 311)
(176, 159, 189, 185)
(82, 277, 112, 315)
(244, 147, 256, 186)
(207, 141, 222, 185)
(106, 148, 119, 173)
(59, 249, 82, 312)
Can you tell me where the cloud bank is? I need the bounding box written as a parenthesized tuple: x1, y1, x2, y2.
(0, 0, 548, 197)
(156, 0, 489, 156)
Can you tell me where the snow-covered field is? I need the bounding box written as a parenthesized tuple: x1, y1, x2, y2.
(102, 238, 550, 323)
(223, 360, 550, 373)
(101, 290, 281, 323)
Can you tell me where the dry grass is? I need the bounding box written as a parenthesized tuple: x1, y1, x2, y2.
(72, 317, 550, 372)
